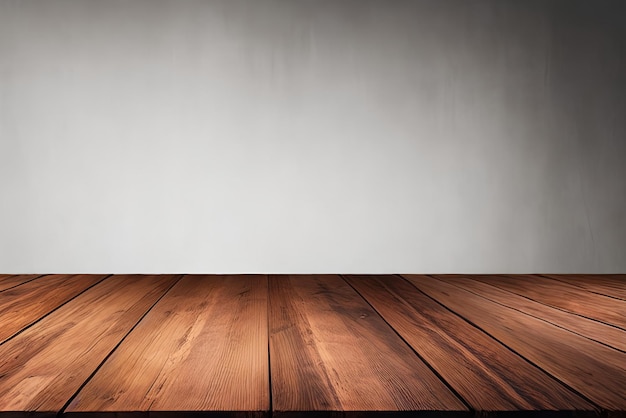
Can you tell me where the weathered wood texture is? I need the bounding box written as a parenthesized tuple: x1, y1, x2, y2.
(403, 275, 626, 413)
(0, 274, 623, 418)
(268, 274, 467, 416)
(460, 274, 626, 329)
(66, 275, 269, 418)
(0, 274, 107, 343)
(0, 274, 178, 417)
(345, 274, 595, 413)
(0, 274, 43, 292)
(434, 275, 626, 352)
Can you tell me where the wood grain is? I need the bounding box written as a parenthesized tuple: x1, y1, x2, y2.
(0, 274, 623, 417)
(269, 274, 467, 416)
(65, 274, 269, 418)
(0, 274, 178, 417)
(345, 275, 595, 414)
(542, 275, 626, 301)
(458, 274, 626, 329)
(0, 274, 106, 344)
(0, 274, 43, 292)
(404, 275, 626, 412)
(434, 275, 626, 352)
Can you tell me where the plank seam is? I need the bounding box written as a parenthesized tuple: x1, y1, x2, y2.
(438, 276, 626, 355)
(0, 274, 112, 346)
(537, 274, 626, 302)
(401, 274, 603, 415)
(482, 275, 626, 332)
(0, 273, 48, 293)
(340, 274, 474, 413)
(56, 274, 184, 418)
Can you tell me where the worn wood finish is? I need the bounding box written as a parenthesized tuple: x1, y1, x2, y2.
(0, 274, 107, 344)
(435, 275, 626, 352)
(0, 274, 178, 417)
(268, 274, 467, 416)
(462, 274, 626, 329)
(0, 274, 43, 292)
(404, 274, 626, 412)
(345, 275, 595, 414)
(542, 274, 626, 301)
(66, 275, 269, 418)
(0, 273, 624, 417)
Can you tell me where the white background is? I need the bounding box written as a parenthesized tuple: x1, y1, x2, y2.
(1, 0, 625, 273)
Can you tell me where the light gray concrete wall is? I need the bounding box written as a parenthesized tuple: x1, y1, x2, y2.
(1, 0, 624, 273)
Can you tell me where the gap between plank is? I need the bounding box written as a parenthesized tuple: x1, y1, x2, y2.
(0, 274, 111, 346)
(401, 274, 603, 415)
(481, 275, 626, 332)
(56, 274, 184, 418)
(537, 274, 626, 302)
(0, 274, 48, 293)
(339, 274, 474, 413)
(437, 275, 626, 355)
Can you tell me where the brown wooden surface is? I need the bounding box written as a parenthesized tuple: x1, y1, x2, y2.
(268, 274, 467, 415)
(460, 274, 626, 329)
(435, 275, 626, 352)
(0, 274, 623, 417)
(404, 274, 626, 412)
(66, 275, 269, 418)
(345, 274, 595, 413)
(0, 274, 178, 417)
(542, 274, 626, 300)
(0, 274, 43, 292)
(0, 274, 107, 344)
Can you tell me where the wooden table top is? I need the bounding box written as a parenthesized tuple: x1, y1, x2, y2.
(0, 274, 624, 418)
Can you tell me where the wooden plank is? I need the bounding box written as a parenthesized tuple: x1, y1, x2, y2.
(0, 274, 178, 417)
(65, 274, 269, 418)
(345, 275, 595, 414)
(0, 274, 107, 344)
(434, 275, 626, 352)
(403, 275, 626, 413)
(459, 274, 626, 329)
(0, 274, 43, 292)
(542, 275, 626, 301)
(269, 274, 467, 416)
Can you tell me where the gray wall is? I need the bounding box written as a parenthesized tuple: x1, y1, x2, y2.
(1, 0, 625, 274)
